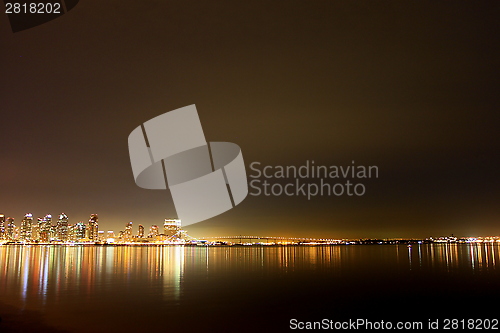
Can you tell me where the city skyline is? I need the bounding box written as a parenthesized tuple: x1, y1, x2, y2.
(1, 1, 498, 239)
(0, 212, 188, 242)
(1, 210, 499, 243)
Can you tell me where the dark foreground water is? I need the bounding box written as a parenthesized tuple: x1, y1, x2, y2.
(0, 244, 499, 332)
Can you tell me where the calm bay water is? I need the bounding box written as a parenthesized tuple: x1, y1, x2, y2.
(0, 244, 499, 332)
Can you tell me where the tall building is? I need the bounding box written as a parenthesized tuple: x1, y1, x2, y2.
(124, 221, 133, 240)
(20, 213, 33, 241)
(75, 222, 86, 240)
(49, 225, 58, 241)
(31, 220, 40, 241)
(13, 226, 20, 240)
(57, 213, 69, 241)
(0, 214, 5, 240)
(39, 214, 52, 242)
(138, 224, 144, 238)
(67, 224, 76, 241)
(149, 225, 159, 237)
(34, 217, 44, 241)
(88, 214, 98, 241)
(164, 219, 181, 238)
(5, 217, 15, 240)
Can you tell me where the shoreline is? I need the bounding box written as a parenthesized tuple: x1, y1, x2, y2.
(1, 239, 499, 246)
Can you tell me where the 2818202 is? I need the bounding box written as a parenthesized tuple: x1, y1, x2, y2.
(5, 2, 62, 14)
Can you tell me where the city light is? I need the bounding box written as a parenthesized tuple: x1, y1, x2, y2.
(0, 211, 499, 246)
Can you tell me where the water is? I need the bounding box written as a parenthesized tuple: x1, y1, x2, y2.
(0, 244, 499, 332)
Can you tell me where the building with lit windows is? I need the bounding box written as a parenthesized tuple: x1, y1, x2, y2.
(0, 214, 5, 239)
(39, 214, 52, 242)
(75, 222, 86, 240)
(20, 213, 33, 241)
(149, 225, 159, 238)
(5, 217, 15, 240)
(33, 217, 43, 241)
(13, 226, 20, 240)
(164, 219, 181, 238)
(49, 224, 58, 241)
(57, 213, 69, 241)
(31, 222, 40, 241)
(88, 214, 98, 241)
(138, 224, 145, 238)
(123, 221, 133, 240)
(67, 224, 76, 241)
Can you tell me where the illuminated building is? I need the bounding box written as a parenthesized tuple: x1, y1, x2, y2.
(124, 221, 133, 240)
(155, 234, 168, 241)
(67, 224, 76, 241)
(39, 214, 52, 242)
(138, 224, 144, 238)
(0, 214, 5, 239)
(149, 225, 159, 237)
(49, 224, 58, 241)
(31, 221, 40, 241)
(5, 217, 15, 240)
(75, 222, 86, 240)
(164, 219, 181, 238)
(57, 213, 69, 241)
(20, 213, 33, 241)
(98, 230, 105, 241)
(13, 226, 20, 240)
(33, 217, 44, 241)
(177, 229, 188, 240)
(88, 214, 98, 241)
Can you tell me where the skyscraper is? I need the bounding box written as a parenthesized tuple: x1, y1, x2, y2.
(138, 224, 144, 238)
(67, 224, 76, 241)
(164, 219, 181, 238)
(88, 214, 98, 241)
(0, 214, 5, 240)
(57, 213, 69, 241)
(49, 224, 57, 240)
(75, 222, 86, 240)
(34, 217, 44, 241)
(124, 221, 133, 240)
(20, 213, 33, 241)
(39, 215, 52, 242)
(13, 226, 20, 240)
(5, 217, 15, 240)
(149, 225, 159, 237)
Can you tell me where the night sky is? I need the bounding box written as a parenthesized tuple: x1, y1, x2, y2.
(1, 1, 498, 239)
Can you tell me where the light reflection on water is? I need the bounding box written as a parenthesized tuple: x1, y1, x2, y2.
(1, 244, 499, 301)
(0, 244, 498, 332)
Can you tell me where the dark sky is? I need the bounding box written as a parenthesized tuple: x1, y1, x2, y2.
(1, 1, 498, 239)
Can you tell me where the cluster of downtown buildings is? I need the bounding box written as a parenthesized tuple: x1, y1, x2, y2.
(0, 213, 186, 244)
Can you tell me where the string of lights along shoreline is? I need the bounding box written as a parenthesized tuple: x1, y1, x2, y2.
(0, 213, 185, 244)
